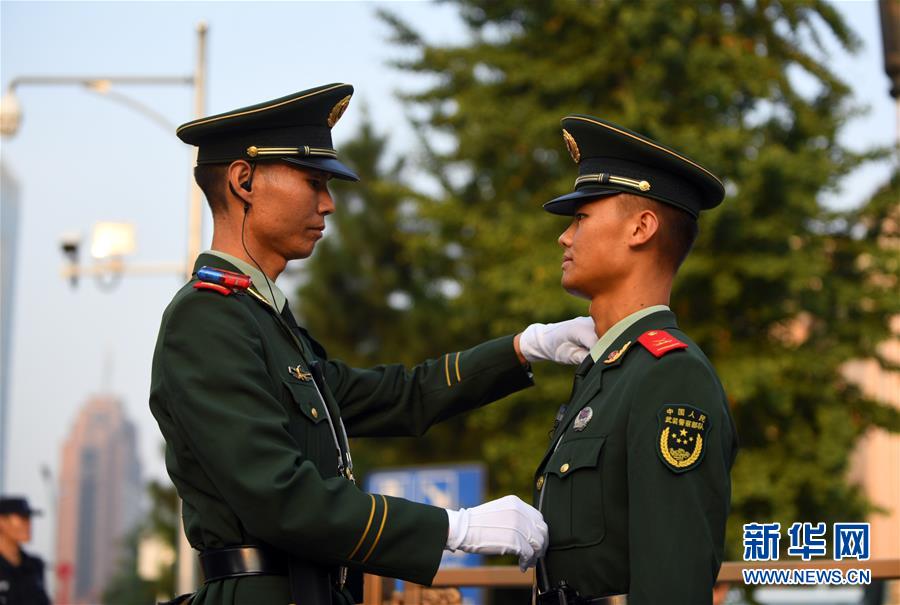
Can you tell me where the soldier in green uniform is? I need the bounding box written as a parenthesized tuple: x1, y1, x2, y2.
(150, 83, 599, 605)
(533, 116, 738, 605)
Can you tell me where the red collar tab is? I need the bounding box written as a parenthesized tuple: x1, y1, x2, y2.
(196, 266, 252, 291)
(637, 329, 688, 358)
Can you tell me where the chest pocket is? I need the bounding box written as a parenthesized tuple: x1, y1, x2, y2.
(543, 435, 606, 549)
(282, 377, 339, 475)
(283, 378, 327, 425)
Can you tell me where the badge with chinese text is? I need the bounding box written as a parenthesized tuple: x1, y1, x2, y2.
(573, 407, 593, 431)
(657, 405, 709, 473)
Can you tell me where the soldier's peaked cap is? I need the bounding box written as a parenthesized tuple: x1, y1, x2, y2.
(545, 115, 725, 217)
(177, 83, 359, 181)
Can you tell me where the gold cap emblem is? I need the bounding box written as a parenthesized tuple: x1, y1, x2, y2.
(327, 95, 352, 128)
(562, 129, 580, 163)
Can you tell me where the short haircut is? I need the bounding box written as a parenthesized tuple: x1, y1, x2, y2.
(616, 194, 699, 272)
(194, 163, 229, 216)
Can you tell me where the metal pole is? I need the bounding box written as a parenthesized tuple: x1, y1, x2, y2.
(176, 22, 208, 596)
(186, 21, 208, 279)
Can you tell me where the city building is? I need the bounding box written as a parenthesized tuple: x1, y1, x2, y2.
(54, 394, 142, 604)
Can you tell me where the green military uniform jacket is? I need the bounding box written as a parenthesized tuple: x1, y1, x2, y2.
(150, 253, 533, 604)
(534, 309, 737, 605)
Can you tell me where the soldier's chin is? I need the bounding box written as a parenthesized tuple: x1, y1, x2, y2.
(561, 274, 590, 300)
(290, 241, 317, 261)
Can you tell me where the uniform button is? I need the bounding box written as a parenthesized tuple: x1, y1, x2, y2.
(560, 463, 570, 473)
(536, 476, 545, 490)
(311, 407, 318, 419)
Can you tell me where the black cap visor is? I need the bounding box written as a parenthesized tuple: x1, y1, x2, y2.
(282, 156, 359, 181)
(542, 186, 620, 215)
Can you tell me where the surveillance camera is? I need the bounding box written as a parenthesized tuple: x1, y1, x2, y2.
(59, 232, 82, 257)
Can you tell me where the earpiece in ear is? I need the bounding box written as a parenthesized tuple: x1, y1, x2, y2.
(240, 181, 252, 192)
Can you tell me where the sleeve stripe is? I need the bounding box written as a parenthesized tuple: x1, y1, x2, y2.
(454, 352, 462, 382)
(444, 354, 452, 387)
(362, 495, 389, 563)
(347, 494, 376, 560)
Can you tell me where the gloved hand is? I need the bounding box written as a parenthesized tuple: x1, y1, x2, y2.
(445, 495, 548, 571)
(518, 316, 597, 364)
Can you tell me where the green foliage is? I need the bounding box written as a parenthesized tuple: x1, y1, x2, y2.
(297, 0, 900, 564)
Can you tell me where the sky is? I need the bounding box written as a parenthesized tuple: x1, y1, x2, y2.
(1, 0, 896, 566)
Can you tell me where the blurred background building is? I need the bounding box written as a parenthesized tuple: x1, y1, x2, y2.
(0, 160, 20, 492)
(54, 394, 142, 604)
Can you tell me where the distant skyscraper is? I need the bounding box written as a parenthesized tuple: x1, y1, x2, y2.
(0, 160, 20, 492)
(55, 395, 142, 604)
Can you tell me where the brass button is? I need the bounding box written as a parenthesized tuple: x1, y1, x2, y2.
(536, 476, 545, 490)
(311, 407, 318, 419)
(560, 463, 570, 473)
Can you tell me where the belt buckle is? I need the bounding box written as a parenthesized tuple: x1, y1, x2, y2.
(537, 581, 580, 605)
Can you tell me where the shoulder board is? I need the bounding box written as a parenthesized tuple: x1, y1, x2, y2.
(637, 329, 688, 358)
(193, 281, 233, 296)
(196, 265, 252, 291)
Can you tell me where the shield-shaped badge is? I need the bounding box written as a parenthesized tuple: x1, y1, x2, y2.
(657, 404, 709, 473)
(573, 407, 593, 432)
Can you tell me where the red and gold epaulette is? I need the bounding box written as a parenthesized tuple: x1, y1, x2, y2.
(192, 266, 252, 296)
(637, 329, 688, 358)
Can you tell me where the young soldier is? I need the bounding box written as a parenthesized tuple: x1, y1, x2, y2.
(533, 115, 739, 605)
(150, 83, 598, 605)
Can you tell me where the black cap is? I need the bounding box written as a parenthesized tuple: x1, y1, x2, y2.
(545, 115, 725, 217)
(177, 83, 359, 181)
(0, 497, 41, 517)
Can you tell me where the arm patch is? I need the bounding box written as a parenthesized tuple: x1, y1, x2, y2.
(657, 404, 709, 473)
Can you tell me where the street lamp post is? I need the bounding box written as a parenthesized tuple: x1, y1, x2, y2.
(1, 22, 208, 281)
(880, 0, 900, 140)
(1, 21, 207, 597)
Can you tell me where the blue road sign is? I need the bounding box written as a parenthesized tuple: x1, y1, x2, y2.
(366, 464, 486, 604)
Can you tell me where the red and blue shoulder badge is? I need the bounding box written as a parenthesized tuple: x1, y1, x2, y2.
(637, 329, 688, 358)
(192, 266, 252, 296)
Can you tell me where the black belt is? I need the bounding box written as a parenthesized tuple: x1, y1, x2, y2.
(199, 545, 288, 583)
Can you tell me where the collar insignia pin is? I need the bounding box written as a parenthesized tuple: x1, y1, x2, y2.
(603, 340, 632, 365)
(288, 364, 313, 382)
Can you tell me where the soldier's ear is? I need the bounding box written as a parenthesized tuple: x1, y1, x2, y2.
(226, 160, 254, 205)
(630, 209, 659, 247)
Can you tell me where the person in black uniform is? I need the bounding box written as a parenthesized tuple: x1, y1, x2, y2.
(0, 497, 50, 605)
(533, 115, 739, 605)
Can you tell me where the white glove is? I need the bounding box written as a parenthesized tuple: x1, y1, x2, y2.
(445, 495, 548, 571)
(518, 316, 597, 364)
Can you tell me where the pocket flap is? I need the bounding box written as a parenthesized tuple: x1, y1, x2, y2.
(283, 378, 326, 424)
(546, 436, 605, 478)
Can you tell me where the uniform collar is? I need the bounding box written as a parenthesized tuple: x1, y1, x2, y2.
(195, 250, 287, 312)
(589, 305, 670, 362)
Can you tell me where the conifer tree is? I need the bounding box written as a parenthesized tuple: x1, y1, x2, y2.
(299, 0, 900, 559)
